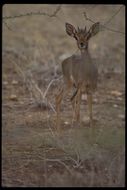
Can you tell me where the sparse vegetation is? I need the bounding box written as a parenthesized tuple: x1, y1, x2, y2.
(2, 4, 125, 187)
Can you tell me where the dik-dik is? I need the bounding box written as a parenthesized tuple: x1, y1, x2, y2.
(56, 22, 100, 129)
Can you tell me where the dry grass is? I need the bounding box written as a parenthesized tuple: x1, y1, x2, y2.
(2, 4, 125, 187)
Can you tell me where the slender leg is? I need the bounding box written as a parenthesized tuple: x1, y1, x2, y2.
(75, 88, 81, 122)
(71, 88, 78, 103)
(71, 87, 81, 123)
(71, 88, 78, 120)
(55, 88, 63, 131)
(87, 93, 93, 127)
(56, 82, 72, 131)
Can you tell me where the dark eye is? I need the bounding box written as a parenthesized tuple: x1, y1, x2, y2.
(80, 42, 84, 47)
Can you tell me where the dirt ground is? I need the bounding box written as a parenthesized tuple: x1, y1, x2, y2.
(2, 4, 125, 187)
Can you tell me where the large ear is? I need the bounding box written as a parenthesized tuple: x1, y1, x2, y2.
(65, 23, 77, 38)
(87, 22, 100, 39)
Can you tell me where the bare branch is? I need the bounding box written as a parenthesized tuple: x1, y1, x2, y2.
(3, 20, 12, 31)
(83, 6, 125, 35)
(83, 12, 95, 24)
(43, 78, 61, 99)
(3, 4, 62, 20)
(101, 25, 125, 35)
(104, 5, 124, 26)
(50, 4, 62, 17)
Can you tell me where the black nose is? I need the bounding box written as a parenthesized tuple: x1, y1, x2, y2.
(80, 43, 84, 47)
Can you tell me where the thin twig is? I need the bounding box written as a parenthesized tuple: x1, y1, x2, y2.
(50, 4, 62, 17)
(3, 20, 12, 31)
(83, 12, 95, 24)
(104, 5, 124, 26)
(49, 102, 56, 113)
(101, 25, 125, 35)
(9, 54, 58, 113)
(3, 5, 62, 20)
(43, 78, 58, 99)
(83, 6, 125, 35)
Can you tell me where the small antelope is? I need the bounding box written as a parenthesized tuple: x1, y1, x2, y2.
(56, 22, 100, 129)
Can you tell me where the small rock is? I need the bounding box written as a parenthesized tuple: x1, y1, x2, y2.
(3, 81, 8, 85)
(12, 80, 18, 85)
(64, 121, 69, 125)
(118, 114, 124, 120)
(113, 104, 118, 108)
(110, 90, 122, 97)
(9, 94, 18, 101)
(117, 97, 123, 101)
(82, 116, 89, 123)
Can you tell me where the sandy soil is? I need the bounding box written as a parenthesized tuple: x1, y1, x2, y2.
(2, 4, 125, 187)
